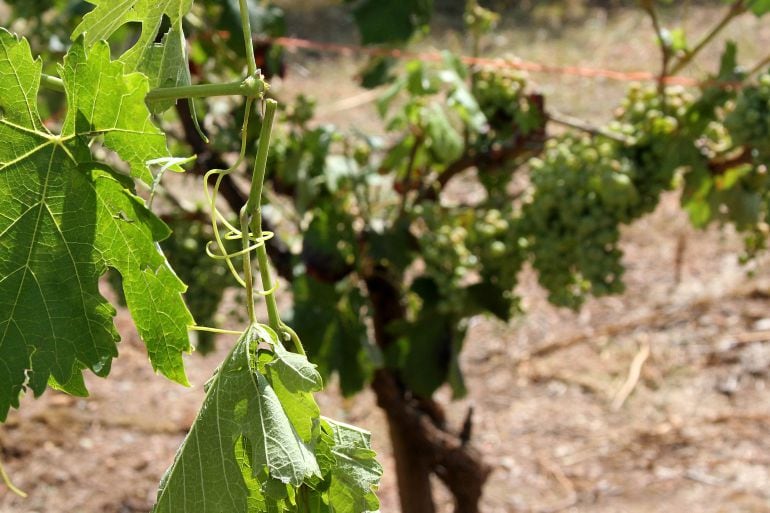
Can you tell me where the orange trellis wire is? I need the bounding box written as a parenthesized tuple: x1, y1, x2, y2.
(268, 36, 704, 86)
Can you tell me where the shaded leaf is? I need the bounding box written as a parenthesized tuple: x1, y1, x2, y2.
(266, 337, 323, 442)
(750, 0, 770, 16)
(153, 326, 321, 513)
(325, 419, 382, 513)
(360, 56, 397, 89)
(142, 19, 192, 114)
(291, 275, 374, 396)
(346, 0, 432, 45)
(424, 103, 463, 164)
(267, 340, 323, 394)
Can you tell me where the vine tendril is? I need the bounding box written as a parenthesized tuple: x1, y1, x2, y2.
(0, 455, 26, 498)
(201, 97, 278, 299)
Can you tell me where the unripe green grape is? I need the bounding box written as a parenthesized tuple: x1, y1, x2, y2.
(489, 240, 506, 257)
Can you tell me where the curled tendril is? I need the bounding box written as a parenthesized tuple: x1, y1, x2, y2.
(0, 454, 26, 498)
(204, 233, 274, 261)
(202, 97, 278, 298)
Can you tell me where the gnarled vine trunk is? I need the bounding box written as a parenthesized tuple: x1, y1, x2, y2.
(384, 404, 437, 513)
(365, 269, 491, 513)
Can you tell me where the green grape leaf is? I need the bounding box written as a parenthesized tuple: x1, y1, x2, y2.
(267, 340, 324, 394)
(363, 219, 416, 272)
(391, 313, 452, 397)
(668, 27, 688, 53)
(142, 19, 192, 114)
(346, 0, 432, 45)
(377, 79, 405, 117)
(464, 281, 513, 321)
(154, 326, 321, 513)
(266, 338, 323, 442)
(268, 366, 322, 444)
(438, 52, 487, 132)
(325, 419, 382, 513)
(448, 332, 467, 399)
(291, 275, 375, 396)
(379, 135, 414, 173)
(72, 0, 193, 99)
(302, 207, 357, 282)
(424, 103, 463, 164)
(406, 60, 440, 96)
(93, 167, 193, 385)
(750, 0, 770, 16)
(390, 276, 468, 397)
(47, 364, 89, 397)
(360, 56, 397, 89)
(0, 31, 191, 420)
(61, 39, 180, 182)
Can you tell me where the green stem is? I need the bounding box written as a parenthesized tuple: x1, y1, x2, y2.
(397, 134, 422, 219)
(547, 111, 631, 144)
(40, 74, 267, 101)
(283, 325, 306, 357)
(240, 207, 258, 323)
(241, 100, 306, 356)
(244, 100, 281, 332)
(298, 485, 311, 513)
(244, 101, 277, 215)
(40, 73, 65, 93)
(640, 1, 670, 75)
(239, 0, 258, 77)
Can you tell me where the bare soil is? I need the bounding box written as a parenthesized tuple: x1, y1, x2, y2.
(3, 6, 770, 513)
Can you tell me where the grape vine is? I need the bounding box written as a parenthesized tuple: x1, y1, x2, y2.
(4, 1, 770, 512)
(229, 3, 770, 511)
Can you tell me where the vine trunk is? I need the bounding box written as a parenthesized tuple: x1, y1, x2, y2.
(365, 268, 491, 513)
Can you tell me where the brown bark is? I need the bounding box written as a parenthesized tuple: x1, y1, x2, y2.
(364, 266, 491, 513)
(364, 266, 438, 513)
(708, 146, 753, 175)
(386, 405, 438, 513)
(371, 371, 491, 513)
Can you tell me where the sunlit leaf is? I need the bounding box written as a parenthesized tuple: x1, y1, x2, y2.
(0, 31, 191, 420)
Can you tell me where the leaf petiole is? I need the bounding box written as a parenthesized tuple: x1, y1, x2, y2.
(188, 326, 245, 336)
(39, 73, 268, 102)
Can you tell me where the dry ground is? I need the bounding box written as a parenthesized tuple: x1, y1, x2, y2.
(3, 5, 770, 513)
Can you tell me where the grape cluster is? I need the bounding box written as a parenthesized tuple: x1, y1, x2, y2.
(725, 73, 770, 158)
(611, 84, 697, 215)
(417, 205, 476, 292)
(521, 135, 636, 308)
(719, 72, 770, 257)
(465, 207, 523, 294)
(472, 69, 543, 139)
(415, 203, 523, 317)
